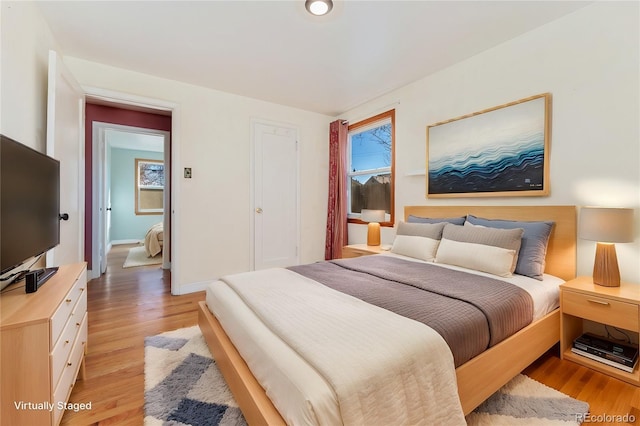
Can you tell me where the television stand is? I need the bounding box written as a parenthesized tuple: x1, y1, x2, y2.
(1, 263, 88, 425)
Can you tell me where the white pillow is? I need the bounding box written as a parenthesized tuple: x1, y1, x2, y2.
(435, 238, 516, 277)
(391, 235, 440, 262)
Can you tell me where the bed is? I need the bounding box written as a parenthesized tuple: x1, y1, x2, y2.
(198, 205, 577, 425)
(144, 222, 164, 257)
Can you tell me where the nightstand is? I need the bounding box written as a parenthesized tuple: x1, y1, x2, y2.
(341, 244, 388, 258)
(560, 276, 640, 386)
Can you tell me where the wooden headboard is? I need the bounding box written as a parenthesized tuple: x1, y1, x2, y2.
(404, 205, 577, 281)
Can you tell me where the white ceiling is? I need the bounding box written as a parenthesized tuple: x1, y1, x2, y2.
(36, 1, 590, 116)
(106, 129, 165, 152)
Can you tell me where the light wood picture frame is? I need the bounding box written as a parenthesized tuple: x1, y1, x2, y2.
(426, 93, 551, 198)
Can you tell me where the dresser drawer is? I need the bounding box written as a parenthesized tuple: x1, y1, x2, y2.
(562, 290, 639, 332)
(51, 269, 87, 348)
(51, 290, 88, 388)
(52, 312, 87, 426)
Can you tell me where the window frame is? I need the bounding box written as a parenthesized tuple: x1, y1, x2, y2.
(135, 158, 164, 215)
(347, 109, 395, 227)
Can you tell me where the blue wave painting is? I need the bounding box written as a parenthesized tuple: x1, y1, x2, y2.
(429, 132, 544, 194)
(428, 96, 547, 195)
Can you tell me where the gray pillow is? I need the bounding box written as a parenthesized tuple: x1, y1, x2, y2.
(442, 224, 524, 273)
(466, 215, 554, 280)
(407, 215, 466, 225)
(397, 221, 446, 239)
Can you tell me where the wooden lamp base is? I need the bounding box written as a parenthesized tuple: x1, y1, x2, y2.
(593, 242, 621, 287)
(367, 222, 381, 246)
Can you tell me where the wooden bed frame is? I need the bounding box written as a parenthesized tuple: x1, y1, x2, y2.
(198, 205, 576, 424)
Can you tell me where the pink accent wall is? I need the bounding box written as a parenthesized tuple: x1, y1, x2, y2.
(84, 104, 172, 270)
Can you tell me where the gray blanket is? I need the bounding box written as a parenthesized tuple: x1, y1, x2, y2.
(289, 255, 533, 367)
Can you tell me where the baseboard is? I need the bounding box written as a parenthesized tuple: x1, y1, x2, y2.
(111, 239, 142, 246)
(174, 280, 211, 295)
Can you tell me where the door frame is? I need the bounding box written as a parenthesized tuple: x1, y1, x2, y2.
(91, 122, 171, 278)
(46, 50, 85, 268)
(249, 118, 301, 271)
(84, 87, 181, 294)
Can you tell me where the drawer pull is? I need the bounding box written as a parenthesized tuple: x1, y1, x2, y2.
(587, 298, 610, 306)
(67, 362, 72, 367)
(76, 322, 81, 327)
(65, 340, 70, 344)
(66, 299, 72, 303)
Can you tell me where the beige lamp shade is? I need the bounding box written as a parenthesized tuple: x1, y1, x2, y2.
(361, 209, 385, 246)
(360, 209, 386, 224)
(579, 207, 634, 243)
(579, 207, 634, 287)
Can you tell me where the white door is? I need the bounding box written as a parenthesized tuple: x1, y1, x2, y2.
(253, 122, 299, 270)
(46, 50, 85, 267)
(91, 123, 111, 278)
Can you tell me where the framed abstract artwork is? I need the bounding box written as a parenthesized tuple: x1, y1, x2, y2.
(426, 93, 551, 198)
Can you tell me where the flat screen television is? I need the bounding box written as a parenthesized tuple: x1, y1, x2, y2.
(1, 134, 60, 290)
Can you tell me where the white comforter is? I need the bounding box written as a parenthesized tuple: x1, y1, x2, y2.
(221, 268, 466, 426)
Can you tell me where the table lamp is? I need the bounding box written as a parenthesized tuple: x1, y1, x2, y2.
(579, 207, 634, 287)
(361, 209, 386, 246)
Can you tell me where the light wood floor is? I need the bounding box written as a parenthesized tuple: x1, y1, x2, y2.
(62, 244, 639, 425)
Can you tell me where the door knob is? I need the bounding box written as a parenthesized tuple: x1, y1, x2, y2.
(255, 208, 263, 213)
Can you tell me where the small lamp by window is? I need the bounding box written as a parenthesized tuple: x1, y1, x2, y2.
(579, 207, 634, 287)
(361, 209, 386, 246)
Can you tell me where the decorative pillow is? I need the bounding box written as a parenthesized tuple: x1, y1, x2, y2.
(396, 221, 446, 240)
(435, 238, 517, 277)
(407, 215, 466, 225)
(391, 235, 440, 262)
(466, 215, 554, 280)
(441, 224, 524, 273)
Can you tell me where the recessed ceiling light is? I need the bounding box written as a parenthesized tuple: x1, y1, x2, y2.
(305, 0, 333, 16)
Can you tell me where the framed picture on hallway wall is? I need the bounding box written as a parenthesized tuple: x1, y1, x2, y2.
(426, 93, 551, 198)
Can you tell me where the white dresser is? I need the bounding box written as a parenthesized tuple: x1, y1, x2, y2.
(1, 263, 88, 425)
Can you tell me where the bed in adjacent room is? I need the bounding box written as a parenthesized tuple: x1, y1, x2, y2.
(144, 222, 164, 257)
(198, 205, 577, 425)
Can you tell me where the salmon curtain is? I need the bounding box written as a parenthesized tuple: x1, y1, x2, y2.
(325, 120, 349, 260)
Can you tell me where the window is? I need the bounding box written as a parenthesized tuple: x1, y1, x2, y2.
(135, 158, 164, 215)
(347, 109, 395, 225)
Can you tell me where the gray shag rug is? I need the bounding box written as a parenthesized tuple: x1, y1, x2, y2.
(144, 326, 589, 426)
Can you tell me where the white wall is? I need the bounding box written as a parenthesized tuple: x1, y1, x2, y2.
(0, 1, 60, 149)
(0, 1, 331, 294)
(64, 57, 332, 293)
(3, 2, 638, 288)
(343, 2, 640, 283)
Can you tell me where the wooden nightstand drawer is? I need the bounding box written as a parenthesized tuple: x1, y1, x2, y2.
(562, 290, 639, 332)
(342, 244, 386, 258)
(342, 248, 369, 258)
